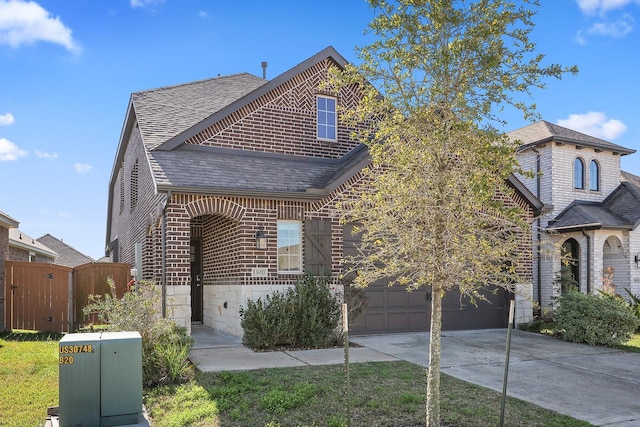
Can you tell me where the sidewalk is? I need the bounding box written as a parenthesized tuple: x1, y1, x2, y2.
(188, 326, 398, 372)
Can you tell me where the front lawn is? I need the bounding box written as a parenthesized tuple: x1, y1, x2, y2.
(144, 361, 592, 426)
(7, 330, 640, 426)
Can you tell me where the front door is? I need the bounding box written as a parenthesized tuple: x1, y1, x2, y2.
(190, 238, 203, 324)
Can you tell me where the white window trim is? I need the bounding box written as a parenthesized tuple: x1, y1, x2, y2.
(277, 220, 302, 274)
(316, 95, 337, 142)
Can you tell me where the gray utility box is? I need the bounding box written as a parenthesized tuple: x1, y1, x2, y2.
(59, 331, 143, 427)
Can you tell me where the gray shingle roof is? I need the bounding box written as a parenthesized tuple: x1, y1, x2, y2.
(150, 143, 369, 197)
(509, 121, 635, 155)
(547, 175, 640, 232)
(547, 202, 631, 231)
(37, 234, 95, 268)
(132, 73, 267, 149)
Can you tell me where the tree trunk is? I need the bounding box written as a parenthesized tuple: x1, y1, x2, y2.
(426, 284, 443, 426)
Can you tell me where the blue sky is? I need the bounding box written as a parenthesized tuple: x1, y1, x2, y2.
(1, 0, 639, 260)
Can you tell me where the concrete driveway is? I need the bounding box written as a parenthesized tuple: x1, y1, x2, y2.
(350, 329, 640, 427)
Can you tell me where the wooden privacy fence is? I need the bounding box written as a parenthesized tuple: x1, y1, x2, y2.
(4, 261, 130, 333)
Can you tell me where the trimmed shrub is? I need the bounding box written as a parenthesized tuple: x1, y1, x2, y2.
(83, 278, 194, 387)
(240, 272, 341, 349)
(555, 290, 639, 347)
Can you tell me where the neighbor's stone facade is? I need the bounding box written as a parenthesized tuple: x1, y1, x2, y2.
(517, 138, 639, 309)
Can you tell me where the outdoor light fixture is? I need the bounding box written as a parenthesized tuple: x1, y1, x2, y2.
(255, 225, 267, 250)
(635, 252, 640, 268)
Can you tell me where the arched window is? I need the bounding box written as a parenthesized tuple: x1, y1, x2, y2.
(560, 238, 580, 294)
(574, 158, 584, 189)
(590, 160, 600, 191)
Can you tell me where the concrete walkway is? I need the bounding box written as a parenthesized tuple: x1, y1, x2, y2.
(189, 327, 640, 426)
(189, 326, 397, 372)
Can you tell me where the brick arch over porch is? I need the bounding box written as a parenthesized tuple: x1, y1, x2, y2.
(184, 197, 246, 221)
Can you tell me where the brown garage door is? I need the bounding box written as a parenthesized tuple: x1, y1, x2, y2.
(344, 224, 508, 335)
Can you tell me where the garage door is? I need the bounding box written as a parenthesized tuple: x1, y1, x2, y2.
(343, 224, 508, 335)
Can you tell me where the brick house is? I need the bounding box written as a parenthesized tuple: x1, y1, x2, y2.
(0, 210, 19, 331)
(37, 234, 95, 268)
(8, 228, 57, 263)
(512, 121, 640, 310)
(106, 47, 540, 338)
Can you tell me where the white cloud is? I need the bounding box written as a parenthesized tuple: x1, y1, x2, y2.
(35, 149, 58, 159)
(577, 0, 640, 15)
(0, 112, 15, 125)
(130, 0, 165, 9)
(0, 0, 81, 53)
(0, 137, 27, 160)
(198, 10, 208, 18)
(73, 162, 92, 173)
(557, 112, 627, 140)
(588, 15, 634, 36)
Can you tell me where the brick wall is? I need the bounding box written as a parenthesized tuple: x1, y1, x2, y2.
(0, 226, 7, 331)
(8, 246, 55, 263)
(184, 59, 363, 159)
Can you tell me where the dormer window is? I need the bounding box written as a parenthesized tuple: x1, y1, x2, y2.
(590, 160, 600, 191)
(573, 158, 585, 190)
(317, 95, 336, 141)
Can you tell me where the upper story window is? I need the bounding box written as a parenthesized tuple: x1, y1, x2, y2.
(590, 160, 600, 191)
(277, 220, 302, 273)
(573, 158, 585, 190)
(317, 95, 337, 141)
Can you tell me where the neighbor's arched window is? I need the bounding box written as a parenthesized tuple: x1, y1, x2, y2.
(590, 160, 600, 191)
(574, 158, 585, 190)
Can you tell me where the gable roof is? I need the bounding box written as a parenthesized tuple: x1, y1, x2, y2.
(37, 234, 94, 268)
(155, 46, 349, 152)
(9, 228, 57, 259)
(509, 121, 635, 156)
(546, 172, 640, 232)
(133, 73, 267, 150)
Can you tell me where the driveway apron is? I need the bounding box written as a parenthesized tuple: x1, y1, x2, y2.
(350, 329, 640, 427)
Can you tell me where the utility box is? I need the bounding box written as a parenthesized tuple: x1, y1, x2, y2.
(58, 331, 143, 427)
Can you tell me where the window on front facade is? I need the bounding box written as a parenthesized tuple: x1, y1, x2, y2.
(573, 158, 584, 190)
(590, 160, 600, 191)
(278, 220, 302, 273)
(317, 95, 336, 141)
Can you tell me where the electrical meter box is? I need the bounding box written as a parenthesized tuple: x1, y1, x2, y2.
(58, 331, 143, 427)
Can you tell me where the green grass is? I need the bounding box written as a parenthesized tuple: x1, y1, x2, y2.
(150, 361, 589, 427)
(619, 333, 640, 352)
(0, 330, 62, 427)
(5, 330, 640, 426)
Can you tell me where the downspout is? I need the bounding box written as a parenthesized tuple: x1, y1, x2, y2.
(582, 229, 591, 294)
(161, 191, 172, 318)
(532, 147, 542, 306)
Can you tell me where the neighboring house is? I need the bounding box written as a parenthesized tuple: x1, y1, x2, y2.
(512, 121, 640, 310)
(37, 234, 94, 268)
(106, 47, 539, 338)
(8, 228, 57, 263)
(0, 210, 20, 331)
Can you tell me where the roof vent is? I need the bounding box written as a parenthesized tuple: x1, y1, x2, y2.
(261, 61, 268, 79)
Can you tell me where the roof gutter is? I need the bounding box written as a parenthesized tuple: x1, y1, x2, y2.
(156, 185, 330, 201)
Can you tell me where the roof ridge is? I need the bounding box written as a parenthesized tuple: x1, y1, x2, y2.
(134, 72, 259, 95)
